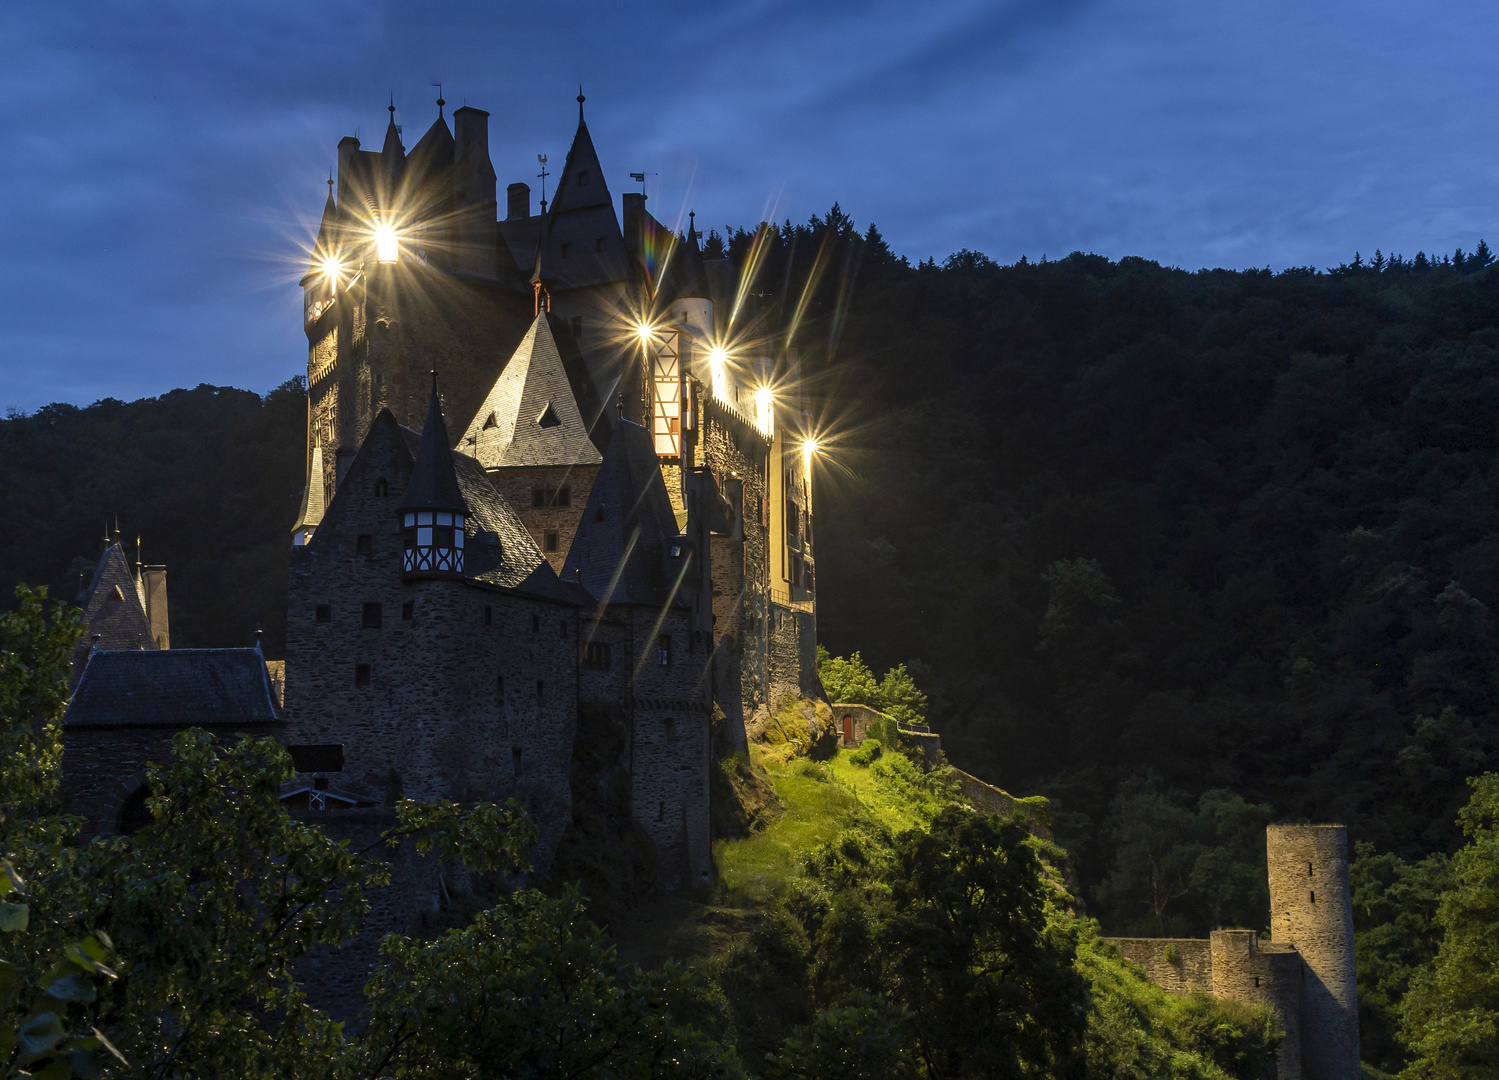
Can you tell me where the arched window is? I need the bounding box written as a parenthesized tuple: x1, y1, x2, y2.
(118, 785, 151, 835)
(374, 477, 389, 497)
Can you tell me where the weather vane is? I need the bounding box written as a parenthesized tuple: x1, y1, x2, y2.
(538, 154, 550, 213)
(629, 171, 656, 196)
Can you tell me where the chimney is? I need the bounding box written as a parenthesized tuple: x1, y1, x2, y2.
(507, 182, 531, 220)
(452, 107, 498, 277)
(623, 192, 646, 262)
(143, 565, 169, 650)
(336, 135, 361, 209)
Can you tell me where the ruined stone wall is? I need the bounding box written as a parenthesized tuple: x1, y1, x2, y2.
(485, 464, 598, 575)
(282, 434, 578, 864)
(1211, 930, 1304, 1080)
(1108, 938, 1214, 995)
(1268, 824, 1359, 1080)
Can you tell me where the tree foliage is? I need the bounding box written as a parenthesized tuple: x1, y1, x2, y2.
(1400, 774, 1499, 1077)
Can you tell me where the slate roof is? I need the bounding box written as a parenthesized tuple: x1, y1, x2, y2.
(66, 648, 281, 728)
(381, 419, 577, 604)
(458, 314, 604, 469)
(75, 543, 152, 653)
(407, 112, 455, 181)
(291, 444, 326, 535)
(398, 387, 467, 513)
(562, 419, 690, 607)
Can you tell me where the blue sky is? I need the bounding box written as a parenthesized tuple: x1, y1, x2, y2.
(3, 0, 1497, 411)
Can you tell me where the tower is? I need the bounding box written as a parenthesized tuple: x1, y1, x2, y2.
(1267, 824, 1360, 1080)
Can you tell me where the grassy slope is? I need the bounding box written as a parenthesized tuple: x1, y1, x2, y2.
(614, 742, 1281, 1078)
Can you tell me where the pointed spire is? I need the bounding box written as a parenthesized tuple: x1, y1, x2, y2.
(291, 444, 327, 543)
(398, 374, 467, 514)
(381, 96, 405, 185)
(459, 314, 602, 469)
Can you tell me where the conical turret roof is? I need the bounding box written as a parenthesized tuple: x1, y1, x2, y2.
(398, 382, 467, 513)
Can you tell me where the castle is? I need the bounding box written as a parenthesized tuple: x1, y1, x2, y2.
(62, 93, 821, 913)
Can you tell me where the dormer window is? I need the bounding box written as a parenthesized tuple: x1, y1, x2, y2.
(577, 171, 589, 186)
(483, 412, 498, 430)
(402, 510, 465, 573)
(537, 403, 561, 428)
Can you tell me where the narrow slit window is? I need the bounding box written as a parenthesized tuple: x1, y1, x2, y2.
(401, 601, 413, 622)
(512, 746, 523, 776)
(484, 605, 493, 627)
(354, 664, 371, 688)
(658, 633, 671, 666)
(315, 604, 332, 624)
(361, 602, 382, 629)
(356, 534, 372, 555)
(531, 613, 540, 634)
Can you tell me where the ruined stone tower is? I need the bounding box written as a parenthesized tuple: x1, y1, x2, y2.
(1267, 824, 1360, 1080)
(1107, 823, 1360, 1080)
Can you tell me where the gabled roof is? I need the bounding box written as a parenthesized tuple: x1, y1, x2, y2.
(562, 419, 689, 607)
(407, 112, 454, 180)
(65, 648, 281, 728)
(398, 386, 467, 513)
(75, 542, 152, 652)
(458, 314, 604, 469)
(311, 409, 574, 604)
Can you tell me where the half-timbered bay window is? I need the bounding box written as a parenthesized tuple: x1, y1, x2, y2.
(402, 510, 465, 573)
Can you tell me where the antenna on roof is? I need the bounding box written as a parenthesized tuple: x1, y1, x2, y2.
(537, 154, 550, 213)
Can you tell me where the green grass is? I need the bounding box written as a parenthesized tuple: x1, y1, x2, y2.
(713, 747, 943, 902)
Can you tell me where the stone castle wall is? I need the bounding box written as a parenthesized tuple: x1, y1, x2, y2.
(485, 464, 599, 575)
(1268, 824, 1360, 1080)
(1109, 938, 1214, 995)
(1210, 930, 1303, 1080)
(282, 433, 577, 861)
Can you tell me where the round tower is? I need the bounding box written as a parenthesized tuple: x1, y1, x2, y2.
(1267, 824, 1359, 1080)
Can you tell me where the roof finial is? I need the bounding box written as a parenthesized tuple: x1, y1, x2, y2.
(433, 83, 444, 118)
(430, 368, 439, 397)
(616, 391, 624, 421)
(327, 170, 334, 193)
(389, 93, 396, 119)
(577, 85, 586, 122)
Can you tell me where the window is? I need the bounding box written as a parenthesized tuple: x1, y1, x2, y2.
(531, 613, 541, 634)
(759, 495, 767, 526)
(497, 674, 504, 696)
(512, 746, 523, 776)
(657, 800, 664, 822)
(484, 605, 493, 626)
(805, 513, 813, 545)
(560, 242, 571, 259)
(356, 534, 372, 555)
(544, 530, 559, 552)
(107, 585, 125, 602)
(374, 477, 389, 497)
(786, 501, 798, 538)
(531, 484, 571, 508)
(361, 602, 382, 629)
(537, 679, 546, 702)
(584, 642, 610, 669)
(559, 619, 568, 639)
(401, 510, 465, 573)
(537, 403, 561, 428)
(315, 604, 332, 624)
(577, 170, 589, 186)
(401, 601, 413, 622)
(354, 664, 371, 688)
(594, 237, 604, 253)
(658, 634, 671, 666)
(483, 411, 498, 430)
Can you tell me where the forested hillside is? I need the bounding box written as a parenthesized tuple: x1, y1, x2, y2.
(0, 383, 305, 652)
(7, 217, 1499, 957)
